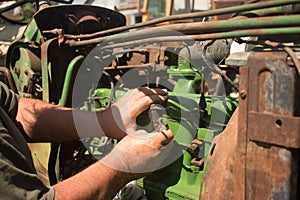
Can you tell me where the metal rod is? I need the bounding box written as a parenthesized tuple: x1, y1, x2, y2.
(283, 47, 300, 76)
(63, 0, 300, 39)
(66, 15, 300, 47)
(234, 6, 289, 17)
(104, 63, 160, 70)
(59, 55, 84, 107)
(99, 27, 300, 49)
(162, 14, 300, 34)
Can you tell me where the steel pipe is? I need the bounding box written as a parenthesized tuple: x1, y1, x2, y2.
(63, 0, 300, 39)
(100, 27, 300, 49)
(66, 15, 300, 47)
(59, 55, 84, 107)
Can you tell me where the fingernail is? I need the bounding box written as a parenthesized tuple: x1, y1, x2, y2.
(162, 89, 168, 93)
(162, 96, 168, 101)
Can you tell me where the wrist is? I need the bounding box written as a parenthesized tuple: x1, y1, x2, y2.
(97, 107, 126, 140)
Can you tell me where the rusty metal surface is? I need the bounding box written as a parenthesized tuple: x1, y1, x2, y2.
(199, 67, 249, 200)
(246, 50, 300, 147)
(246, 141, 298, 200)
(248, 112, 300, 148)
(200, 50, 300, 199)
(245, 51, 300, 200)
(247, 51, 298, 116)
(199, 108, 242, 200)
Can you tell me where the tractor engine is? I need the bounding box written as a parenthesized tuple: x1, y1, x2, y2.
(1, 1, 299, 199)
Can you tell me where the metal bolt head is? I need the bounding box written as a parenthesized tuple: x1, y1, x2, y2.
(239, 90, 247, 100)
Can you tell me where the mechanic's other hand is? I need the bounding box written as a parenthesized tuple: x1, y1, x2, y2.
(100, 127, 174, 176)
(107, 87, 168, 137)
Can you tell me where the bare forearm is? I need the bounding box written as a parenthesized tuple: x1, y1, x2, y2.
(16, 97, 123, 142)
(15, 87, 168, 142)
(52, 126, 174, 199)
(53, 161, 133, 200)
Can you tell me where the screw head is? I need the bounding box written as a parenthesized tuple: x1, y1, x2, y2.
(239, 90, 247, 100)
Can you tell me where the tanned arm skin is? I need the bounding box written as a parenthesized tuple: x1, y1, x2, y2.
(15, 87, 172, 200)
(16, 87, 168, 142)
(53, 128, 173, 200)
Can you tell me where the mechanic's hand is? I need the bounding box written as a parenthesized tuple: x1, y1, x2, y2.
(106, 87, 168, 138)
(100, 126, 174, 176)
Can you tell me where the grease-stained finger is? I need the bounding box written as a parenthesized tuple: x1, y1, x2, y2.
(160, 129, 174, 145)
(149, 94, 168, 104)
(137, 87, 168, 96)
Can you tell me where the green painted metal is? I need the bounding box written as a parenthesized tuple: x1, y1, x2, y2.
(23, 18, 43, 44)
(134, 54, 238, 199)
(10, 47, 33, 97)
(59, 55, 84, 107)
(97, 26, 300, 50)
(66, 1, 300, 48)
(80, 13, 300, 50)
(90, 56, 238, 199)
(167, 46, 201, 94)
(7, 1, 298, 199)
(236, 6, 287, 17)
(167, 66, 201, 94)
(93, 88, 112, 109)
(176, 14, 300, 34)
(190, 27, 300, 41)
(139, 94, 238, 200)
(51, 53, 84, 184)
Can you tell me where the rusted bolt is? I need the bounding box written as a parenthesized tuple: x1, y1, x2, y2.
(188, 143, 198, 154)
(239, 90, 247, 100)
(188, 139, 203, 154)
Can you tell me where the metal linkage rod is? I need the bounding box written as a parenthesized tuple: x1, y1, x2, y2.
(98, 27, 300, 49)
(63, 0, 300, 39)
(66, 15, 300, 47)
(163, 14, 300, 34)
